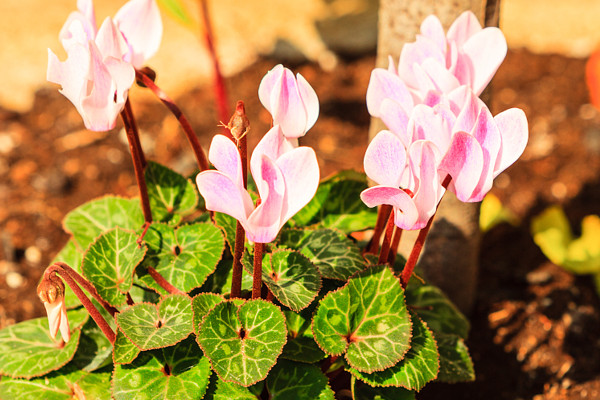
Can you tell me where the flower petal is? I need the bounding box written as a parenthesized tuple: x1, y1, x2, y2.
(271, 68, 310, 138)
(408, 140, 445, 229)
(43, 300, 62, 339)
(209, 134, 244, 188)
(366, 68, 414, 117)
(95, 17, 129, 60)
(276, 147, 320, 222)
(420, 15, 446, 52)
(58, 300, 71, 342)
(398, 38, 445, 90)
(379, 99, 410, 145)
(469, 106, 502, 202)
(494, 108, 529, 175)
(360, 186, 418, 230)
(196, 170, 254, 223)
(462, 27, 507, 95)
(296, 72, 319, 132)
(438, 131, 484, 202)
(364, 130, 406, 187)
(114, 0, 163, 68)
(447, 11, 482, 48)
(258, 64, 284, 111)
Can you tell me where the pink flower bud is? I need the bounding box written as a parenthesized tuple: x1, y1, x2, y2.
(37, 275, 70, 342)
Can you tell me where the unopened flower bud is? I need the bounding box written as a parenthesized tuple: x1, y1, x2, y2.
(37, 274, 65, 304)
(37, 273, 70, 342)
(227, 101, 250, 140)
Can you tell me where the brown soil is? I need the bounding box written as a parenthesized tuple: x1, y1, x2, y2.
(1, 49, 599, 399)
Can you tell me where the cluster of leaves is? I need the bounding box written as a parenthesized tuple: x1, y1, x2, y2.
(0, 164, 474, 399)
(531, 206, 600, 295)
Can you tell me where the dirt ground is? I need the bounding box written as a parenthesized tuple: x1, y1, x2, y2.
(1, 49, 599, 399)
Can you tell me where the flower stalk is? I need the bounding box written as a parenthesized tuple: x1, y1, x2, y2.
(365, 204, 392, 255)
(147, 267, 185, 295)
(252, 242, 265, 299)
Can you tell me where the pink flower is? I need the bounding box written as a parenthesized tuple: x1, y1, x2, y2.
(259, 65, 319, 139)
(47, 0, 162, 131)
(361, 131, 445, 230)
(366, 11, 507, 117)
(196, 126, 320, 243)
(37, 276, 71, 342)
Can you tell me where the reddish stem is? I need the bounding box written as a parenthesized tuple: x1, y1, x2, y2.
(400, 175, 452, 288)
(252, 242, 264, 299)
(135, 70, 209, 171)
(120, 104, 153, 224)
(388, 226, 403, 266)
(266, 288, 274, 302)
(123, 99, 146, 168)
(378, 211, 396, 264)
(365, 205, 392, 254)
(45, 264, 116, 343)
(147, 267, 184, 295)
(199, 0, 230, 132)
(230, 221, 245, 299)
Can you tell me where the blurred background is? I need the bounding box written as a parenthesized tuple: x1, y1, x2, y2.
(1, 0, 599, 399)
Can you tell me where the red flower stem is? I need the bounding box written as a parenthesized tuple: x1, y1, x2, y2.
(51, 262, 117, 316)
(199, 0, 230, 132)
(252, 242, 264, 299)
(378, 211, 396, 264)
(45, 263, 116, 343)
(229, 101, 250, 298)
(365, 205, 392, 254)
(123, 99, 146, 168)
(400, 175, 452, 288)
(266, 288, 274, 302)
(147, 267, 184, 295)
(135, 70, 209, 171)
(120, 106, 153, 224)
(388, 226, 403, 265)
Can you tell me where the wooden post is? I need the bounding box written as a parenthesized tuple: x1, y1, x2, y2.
(372, 0, 501, 313)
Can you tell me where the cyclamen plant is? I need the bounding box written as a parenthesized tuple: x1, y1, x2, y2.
(0, 4, 527, 399)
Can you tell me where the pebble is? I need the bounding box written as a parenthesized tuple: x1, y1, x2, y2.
(5, 271, 24, 289)
(25, 246, 42, 265)
(526, 270, 552, 285)
(0, 133, 15, 154)
(31, 168, 70, 195)
(579, 103, 598, 120)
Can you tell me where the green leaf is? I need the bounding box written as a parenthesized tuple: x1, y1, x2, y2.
(292, 171, 377, 233)
(113, 328, 141, 365)
(245, 249, 322, 311)
(282, 310, 326, 363)
(192, 293, 225, 336)
(352, 378, 415, 400)
(0, 368, 111, 400)
(436, 333, 475, 383)
(349, 311, 439, 391)
(0, 308, 88, 378)
(145, 161, 198, 224)
(113, 337, 211, 400)
(214, 212, 238, 254)
(267, 359, 334, 399)
(51, 239, 84, 308)
(82, 227, 147, 307)
(209, 377, 263, 400)
(63, 195, 144, 251)
(70, 319, 113, 372)
(312, 265, 411, 373)
(116, 293, 193, 350)
(278, 228, 366, 280)
(479, 193, 518, 232)
(157, 0, 197, 28)
(196, 299, 287, 386)
(405, 283, 469, 338)
(140, 222, 225, 293)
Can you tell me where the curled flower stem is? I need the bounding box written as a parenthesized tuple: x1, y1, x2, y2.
(45, 263, 116, 343)
(199, 0, 230, 132)
(120, 103, 153, 224)
(147, 267, 184, 295)
(388, 226, 403, 266)
(365, 205, 392, 255)
(135, 69, 209, 171)
(400, 175, 452, 288)
(378, 211, 396, 264)
(252, 242, 264, 299)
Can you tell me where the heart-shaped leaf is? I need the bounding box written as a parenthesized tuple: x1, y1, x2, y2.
(82, 227, 147, 307)
(214, 212, 238, 254)
(0, 308, 88, 378)
(209, 377, 264, 400)
(292, 171, 377, 233)
(196, 299, 287, 386)
(281, 310, 325, 363)
(112, 328, 140, 365)
(352, 379, 415, 400)
(113, 337, 211, 400)
(405, 283, 469, 338)
(145, 161, 198, 224)
(312, 265, 411, 373)
(70, 320, 113, 372)
(244, 249, 322, 311)
(116, 293, 193, 350)
(63, 196, 144, 251)
(140, 222, 225, 293)
(267, 359, 334, 399)
(278, 228, 366, 280)
(51, 239, 84, 308)
(0, 367, 112, 400)
(436, 333, 475, 383)
(348, 311, 439, 390)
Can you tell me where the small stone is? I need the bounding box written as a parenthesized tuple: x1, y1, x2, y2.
(25, 246, 42, 265)
(0, 133, 15, 154)
(31, 168, 70, 195)
(526, 270, 552, 285)
(579, 103, 598, 120)
(551, 182, 568, 199)
(5, 271, 24, 289)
